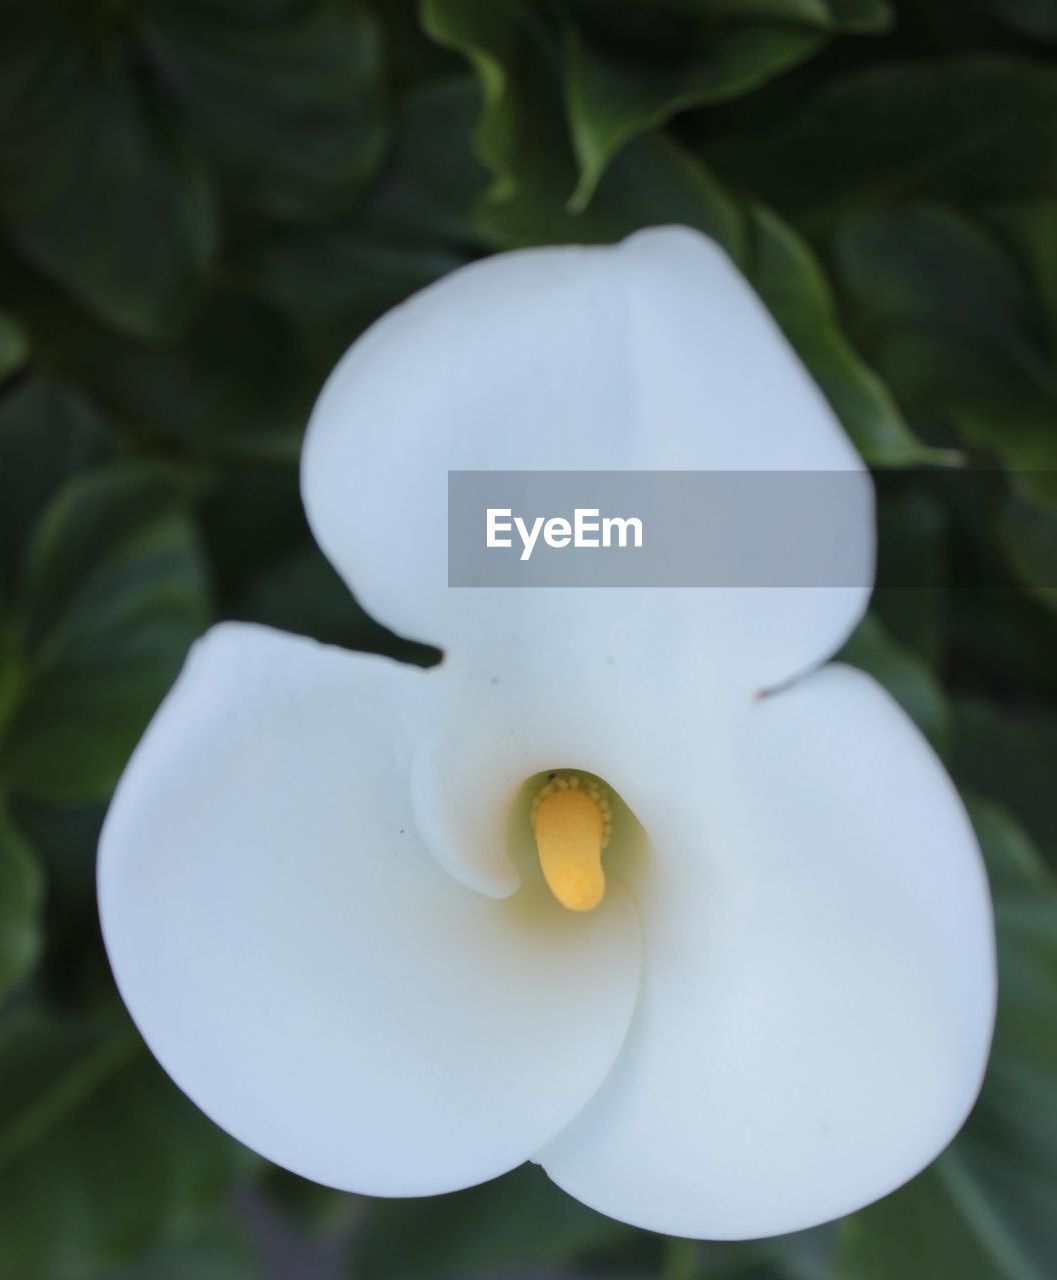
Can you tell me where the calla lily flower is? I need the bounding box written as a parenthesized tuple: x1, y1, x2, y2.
(98, 227, 996, 1240)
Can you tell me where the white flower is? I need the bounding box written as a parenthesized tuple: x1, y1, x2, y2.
(98, 227, 995, 1240)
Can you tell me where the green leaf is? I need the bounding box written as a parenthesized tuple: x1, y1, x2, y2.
(969, 794, 1051, 896)
(615, 0, 892, 28)
(365, 0, 466, 88)
(0, 378, 114, 602)
(488, 129, 747, 253)
(569, 0, 833, 19)
(0, 801, 44, 1002)
(838, 811, 1057, 1280)
(987, 0, 1057, 41)
(353, 1163, 634, 1279)
(0, 1007, 252, 1280)
(235, 546, 440, 665)
(985, 198, 1057, 339)
(140, 0, 389, 222)
(0, 310, 29, 380)
(362, 77, 491, 246)
(109, 1219, 258, 1280)
(425, 0, 893, 211)
(872, 486, 949, 669)
(952, 698, 1057, 865)
(0, 252, 317, 463)
(744, 205, 941, 465)
(2, 467, 210, 802)
(261, 1166, 361, 1238)
(999, 490, 1057, 616)
(6, 797, 104, 916)
(837, 612, 950, 750)
(236, 75, 484, 368)
(245, 228, 464, 372)
(563, 19, 822, 210)
(832, 205, 1057, 504)
(0, 0, 217, 338)
(420, 0, 525, 203)
(706, 57, 1057, 232)
(421, 0, 745, 255)
(823, 0, 893, 26)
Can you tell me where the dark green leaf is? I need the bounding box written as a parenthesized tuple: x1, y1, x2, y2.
(832, 205, 1057, 505)
(3, 467, 210, 802)
(872, 486, 949, 668)
(354, 1163, 634, 1279)
(744, 206, 940, 465)
(999, 491, 1057, 615)
(970, 794, 1051, 895)
(0, 801, 44, 1002)
(0, 0, 217, 338)
(141, 0, 389, 222)
(571, 0, 837, 19)
(988, 0, 1057, 41)
(822, 0, 893, 26)
(984, 198, 1057, 341)
(563, 20, 822, 210)
(838, 612, 950, 750)
(952, 698, 1057, 864)
(838, 813, 1057, 1280)
(245, 228, 464, 372)
(234, 546, 440, 665)
(421, 0, 745, 253)
(419, 0, 525, 203)
(706, 58, 1057, 232)
(365, 0, 466, 87)
(0, 254, 318, 462)
(487, 129, 747, 252)
(109, 1218, 258, 1280)
(0, 378, 115, 599)
(362, 77, 491, 246)
(261, 1166, 362, 1238)
(0, 1007, 252, 1280)
(0, 310, 29, 380)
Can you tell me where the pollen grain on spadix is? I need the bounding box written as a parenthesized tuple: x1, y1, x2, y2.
(530, 772, 613, 912)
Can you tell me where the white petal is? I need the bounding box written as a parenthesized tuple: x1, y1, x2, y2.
(302, 226, 872, 691)
(98, 624, 640, 1196)
(540, 664, 995, 1239)
(408, 627, 743, 897)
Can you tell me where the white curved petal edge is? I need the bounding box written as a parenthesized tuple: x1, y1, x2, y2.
(302, 225, 873, 691)
(98, 623, 641, 1196)
(538, 664, 996, 1239)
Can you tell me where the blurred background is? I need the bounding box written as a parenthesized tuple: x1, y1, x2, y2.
(1, 0, 1056, 1276)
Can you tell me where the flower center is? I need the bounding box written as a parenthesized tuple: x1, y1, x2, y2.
(530, 773, 612, 912)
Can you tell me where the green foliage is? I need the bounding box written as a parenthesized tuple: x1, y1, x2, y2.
(1, 0, 1055, 1276)
(0, 1007, 253, 1280)
(0, 310, 29, 380)
(953, 700, 1057, 864)
(0, 802, 44, 1002)
(0, 0, 217, 339)
(561, 20, 823, 210)
(705, 58, 1057, 231)
(107, 1222, 258, 1280)
(743, 206, 941, 465)
(838, 612, 950, 750)
(837, 804, 1057, 1280)
(354, 1163, 635, 1278)
(139, 0, 389, 223)
(1, 466, 210, 803)
(833, 205, 1057, 504)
